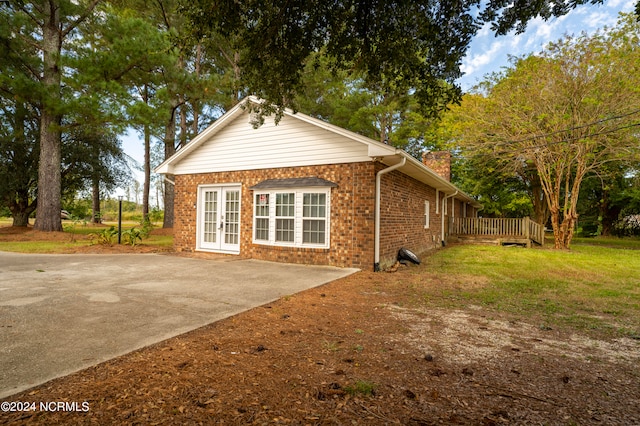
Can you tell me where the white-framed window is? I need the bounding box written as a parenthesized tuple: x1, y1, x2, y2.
(253, 188, 331, 248)
(275, 193, 295, 242)
(424, 200, 430, 229)
(303, 193, 327, 244)
(254, 193, 270, 241)
(436, 190, 440, 214)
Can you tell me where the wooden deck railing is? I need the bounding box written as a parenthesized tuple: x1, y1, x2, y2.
(449, 217, 544, 246)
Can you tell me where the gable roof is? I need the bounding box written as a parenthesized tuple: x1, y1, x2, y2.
(155, 96, 481, 208)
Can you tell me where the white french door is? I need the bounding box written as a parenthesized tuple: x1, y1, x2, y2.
(198, 185, 241, 253)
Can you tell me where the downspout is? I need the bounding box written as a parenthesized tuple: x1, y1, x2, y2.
(441, 190, 458, 246)
(162, 176, 175, 186)
(374, 156, 406, 271)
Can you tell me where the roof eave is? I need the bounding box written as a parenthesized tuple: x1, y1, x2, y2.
(383, 151, 482, 209)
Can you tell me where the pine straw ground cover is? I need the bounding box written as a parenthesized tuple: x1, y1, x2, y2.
(1, 228, 639, 425)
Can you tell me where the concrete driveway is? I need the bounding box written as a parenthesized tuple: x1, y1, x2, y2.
(0, 252, 358, 399)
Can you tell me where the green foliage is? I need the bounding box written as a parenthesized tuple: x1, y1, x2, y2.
(122, 227, 143, 246)
(138, 216, 155, 238)
(182, 0, 596, 121)
(62, 198, 92, 221)
(447, 13, 640, 247)
(62, 214, 88, 242)
(296, 54, 439, 159)
(89, 226, 119, 246)
(148, 208, 164, 223)
(344, 380, 377, 397)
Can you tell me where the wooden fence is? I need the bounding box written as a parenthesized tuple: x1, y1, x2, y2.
(449, 217, 544, 246)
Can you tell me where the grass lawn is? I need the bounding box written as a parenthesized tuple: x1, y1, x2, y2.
(0, 219, 172, 253)
(1, 218, 638, 339)
(411, 240, 640, 339)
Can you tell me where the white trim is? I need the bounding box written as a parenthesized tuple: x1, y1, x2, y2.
(252, 187, 331, 249)
(424, 200, 430, 229)
(196, 184, 242, 254)
(374, 156, 407, 270)
(436, 190, 440, 214)
(441, 191, 458, 246)
(154, 96, 481, 210)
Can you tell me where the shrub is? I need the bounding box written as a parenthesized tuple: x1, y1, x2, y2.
(122, 227, 143, 246)
(89, 226, 118, 246)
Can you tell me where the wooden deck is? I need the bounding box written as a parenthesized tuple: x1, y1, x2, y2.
(449, 217, 544, 247)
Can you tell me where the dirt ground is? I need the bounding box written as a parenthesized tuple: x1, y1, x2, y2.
(0, 225, 173, 253)
(1, 226, 639, 425)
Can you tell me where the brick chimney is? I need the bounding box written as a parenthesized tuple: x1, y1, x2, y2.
(422, 151, 451, 182)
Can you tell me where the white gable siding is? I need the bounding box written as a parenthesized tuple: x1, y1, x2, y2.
(173, 112, 372, 175)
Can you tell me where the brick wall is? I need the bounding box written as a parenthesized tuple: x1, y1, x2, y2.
(173, 162, 377, 269)
(422, 151, 451, 182)
(377, 166, 443, 269)
(174, 161, 460, 271)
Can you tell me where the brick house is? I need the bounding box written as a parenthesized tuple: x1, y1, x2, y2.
(155, 97, 481, 271)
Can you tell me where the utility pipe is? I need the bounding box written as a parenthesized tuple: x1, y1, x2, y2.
(374, 156, 406, 271)
(441, 190, 458, 246)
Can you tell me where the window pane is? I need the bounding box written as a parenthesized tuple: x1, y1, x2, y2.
(255, 193, 269, 216)
(303, 192, 326, 218)
(276, 193, 294, 217)
(255, 218, 269, 241)
(276, 218, 294, 242)
(303, 219, 325, 244)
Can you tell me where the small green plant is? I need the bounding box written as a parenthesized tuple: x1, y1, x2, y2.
(122, 227, 143, 246)
(89, 226, 118, 246)
(63, 214, 87, 241)
(139, 217, 154, 238)
(322, 340, 341, 352)
(344, 380, 376, 397)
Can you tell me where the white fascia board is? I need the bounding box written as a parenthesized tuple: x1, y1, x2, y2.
(153, 99, 250, 174)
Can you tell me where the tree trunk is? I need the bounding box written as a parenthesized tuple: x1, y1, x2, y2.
(531, 184, 550, 226)
(162, 107, 177, 229)
(35, 1, 63, 232)
(599, 188, 621, 236)
(92, 177, 101, 223)
(143, 124, 151, 221)
(179, 95, 188, 149)
(8, 192, 37, 227)
(192, 43, 201, 135)
(141, 85, 151, 222)
(11, 210, 32, 227)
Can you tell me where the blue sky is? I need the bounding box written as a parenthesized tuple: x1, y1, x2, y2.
(120, 1, 637, 195)
(459, 0, 636, 90)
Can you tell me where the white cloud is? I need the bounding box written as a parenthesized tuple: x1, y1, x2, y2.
(460, 39, 506, 76)
(458, 1, 635, 90)
(605, 0, 634, 10)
